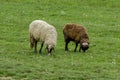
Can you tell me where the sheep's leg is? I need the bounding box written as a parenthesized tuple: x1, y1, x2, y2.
(39, 42, 44, 54)
(30, 33, 34, 48)
(30, 39, 34, 48)
(74, 43, 78, 52)
(34, 40, 37, 53)
(65, 40, 70, 51)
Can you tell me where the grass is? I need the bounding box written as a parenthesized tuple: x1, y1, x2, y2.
(0, 0, 120, 80)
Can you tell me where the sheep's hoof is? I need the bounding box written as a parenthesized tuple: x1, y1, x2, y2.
(79, 50, 81, 52)
(65, 51, 68, 53)
(84, 50, 86, 52)
(65, 49, 68, 51)
(74, 50, 76, 52)
(65, 48, 68, 51)
(74, 49, 77, 52)
(34, 50, 37, 53)
(39, 51, 42, 54)
(48, 53, 51, 56)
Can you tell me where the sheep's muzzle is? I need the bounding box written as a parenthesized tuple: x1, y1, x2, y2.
(46, 45, 54, 55)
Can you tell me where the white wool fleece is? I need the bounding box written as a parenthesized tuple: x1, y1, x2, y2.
(29, 20, 57, 47)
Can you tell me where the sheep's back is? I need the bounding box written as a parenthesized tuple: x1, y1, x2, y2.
(63, 24, 82, 36)
(63, 23, 88, 41)
(29, 20, 56, 42)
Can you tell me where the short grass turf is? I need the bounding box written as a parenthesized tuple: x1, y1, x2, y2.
(0, 0, 120, 80)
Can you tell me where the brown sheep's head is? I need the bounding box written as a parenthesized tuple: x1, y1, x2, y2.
(46, 45, 54, 55)
(81, 42, 89, 52)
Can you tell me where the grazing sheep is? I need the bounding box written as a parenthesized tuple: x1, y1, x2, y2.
(29, 20, 57, 55)
(63, 23, 89, 52)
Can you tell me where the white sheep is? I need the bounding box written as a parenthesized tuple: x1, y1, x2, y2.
(29, 20, 57, 55)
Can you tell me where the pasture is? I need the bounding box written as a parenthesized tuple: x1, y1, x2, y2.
(0, 0, 120, 80)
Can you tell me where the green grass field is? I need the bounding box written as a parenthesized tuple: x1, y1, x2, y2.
(0, 0, 120, 80)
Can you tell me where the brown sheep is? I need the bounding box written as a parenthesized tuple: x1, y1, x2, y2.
(63, 23, 89, 52)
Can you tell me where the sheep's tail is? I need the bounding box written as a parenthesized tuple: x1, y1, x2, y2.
(30, 33, 34, 48)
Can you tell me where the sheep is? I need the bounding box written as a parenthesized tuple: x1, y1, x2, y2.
(63, 23, 89, 52)
(29, 20, 57, 55)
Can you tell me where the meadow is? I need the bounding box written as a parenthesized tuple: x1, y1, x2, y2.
(0, 0, 120, 80)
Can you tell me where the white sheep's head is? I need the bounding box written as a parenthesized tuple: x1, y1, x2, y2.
(81, 42, 89, 52)
(46, 45, 54, 55)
